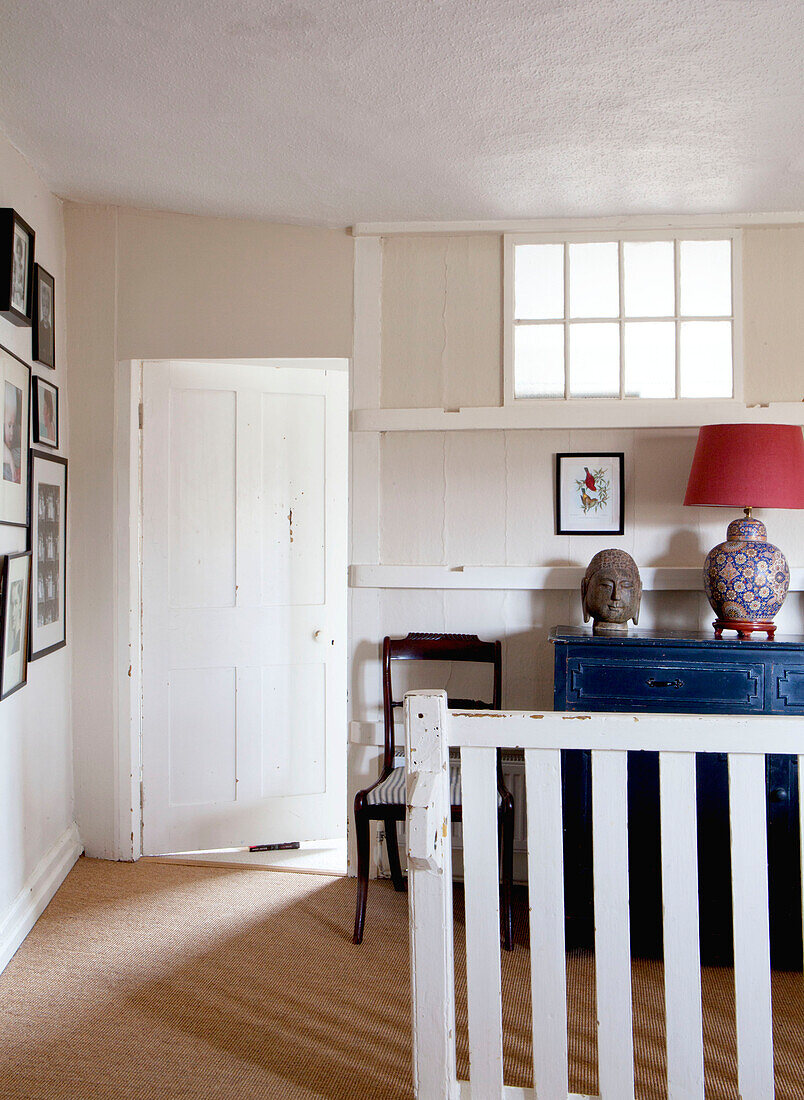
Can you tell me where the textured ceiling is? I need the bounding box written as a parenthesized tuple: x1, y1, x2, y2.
(0, 0, 802, 225)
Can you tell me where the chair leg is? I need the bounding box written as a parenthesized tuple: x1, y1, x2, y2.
(384, 817, 406, 892)
(500, 802, 514, 951)
(352, 807, 370, 944)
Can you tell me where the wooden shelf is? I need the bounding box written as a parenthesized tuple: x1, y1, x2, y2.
(350, 564, 804, 592)
(352, 401, 804, 433)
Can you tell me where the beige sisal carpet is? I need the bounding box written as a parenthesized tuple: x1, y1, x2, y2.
(1, 857, 803, 1099)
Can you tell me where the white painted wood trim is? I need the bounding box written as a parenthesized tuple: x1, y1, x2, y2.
(592, 750, 635, 1099)
(352, 236, 382, 410)
(729, 753, 775, 1099)
(350, 563, 804, 592)
(350, 436, 381, 565)
(502, 234, 516, 407)
(352, 399, 804, 432)
(448, 710, 804, 755)
(460, 745, 505, 1098)
(353, 212, 804, 236)
(115, 359, 144, 861)
(360, 709, 804, 753)
(731, 229, 745, 403)
(525, 749, 568, 1100)
(405, 691, 460, 1100)
(659, 752, 704, 1099)
(0, 824, 82, 974)
(162, 356, 349, 372)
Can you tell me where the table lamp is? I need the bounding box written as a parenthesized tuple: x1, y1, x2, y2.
(684, 423, 804, 638)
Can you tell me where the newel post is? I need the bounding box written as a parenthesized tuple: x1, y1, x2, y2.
(405, 690, 459, 1099)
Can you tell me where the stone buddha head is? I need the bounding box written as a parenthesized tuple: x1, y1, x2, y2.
(581, 549, 642, 634)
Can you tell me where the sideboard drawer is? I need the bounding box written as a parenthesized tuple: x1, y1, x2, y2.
(773, 667, 804, 713)
(566, 655, 765, 711)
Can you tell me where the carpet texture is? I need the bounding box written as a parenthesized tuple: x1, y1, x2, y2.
(1, 858, 802, 1098)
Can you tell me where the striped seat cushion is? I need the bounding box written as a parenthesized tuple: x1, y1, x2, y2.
(365, 761, 502, 807)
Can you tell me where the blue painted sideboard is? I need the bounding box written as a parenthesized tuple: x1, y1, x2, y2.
(550, 626, 804, 968)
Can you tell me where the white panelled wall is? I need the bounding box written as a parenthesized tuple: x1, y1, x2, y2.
(348, 227, 804, 879)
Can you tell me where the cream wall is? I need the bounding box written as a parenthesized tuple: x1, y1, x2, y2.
(0, 135, 77, 965)
(65, 203, 353, 857)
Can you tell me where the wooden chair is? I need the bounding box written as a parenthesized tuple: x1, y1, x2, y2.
(352, 633, 515, 949)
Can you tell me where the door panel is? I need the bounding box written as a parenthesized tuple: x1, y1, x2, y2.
(169, 667, 237, 806)
(141, 359, 347, 855)
(260, 663, 326, 797)
(169, 387, 237, 610)
(261, 391, 326, 607)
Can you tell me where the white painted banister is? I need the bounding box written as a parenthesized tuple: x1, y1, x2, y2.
(592, 750, 635, 1099)
(405, 694, 804, 1100)
(448, 710, 804, 755)
(729, 753, 775, 1099)
(659, 752, 704, 1099)
(404, 690, 460, 1100)
(525, 748, 568, 1100)
(461, 746, 505, 1098)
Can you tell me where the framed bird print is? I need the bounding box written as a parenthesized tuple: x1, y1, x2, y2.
(556, 452, 624, 535)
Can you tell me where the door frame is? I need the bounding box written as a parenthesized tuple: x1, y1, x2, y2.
(113, 357, 350, 863)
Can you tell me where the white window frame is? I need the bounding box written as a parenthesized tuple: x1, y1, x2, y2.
(503, 228, 743, 412)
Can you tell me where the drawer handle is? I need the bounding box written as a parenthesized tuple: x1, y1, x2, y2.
(646, 678, 684, 689)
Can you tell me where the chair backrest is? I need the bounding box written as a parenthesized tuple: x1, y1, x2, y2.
(381, 633, 502, 771)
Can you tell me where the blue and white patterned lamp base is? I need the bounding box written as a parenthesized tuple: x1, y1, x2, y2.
(703, 516, 790, 639)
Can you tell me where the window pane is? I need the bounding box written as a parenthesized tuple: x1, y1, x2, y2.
(624, 322, 675, 398)
(623, 241, 674, 317)
(514, 244, 564, 319)
(679, 321, 733, 397)
(568, 242, 619, 318)
(514, 324, 565, 397)
(680, 240, 732, 316)
(569, 323, 619, 396)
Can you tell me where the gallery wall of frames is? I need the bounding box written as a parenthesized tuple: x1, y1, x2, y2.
(0, 207, 65, 700)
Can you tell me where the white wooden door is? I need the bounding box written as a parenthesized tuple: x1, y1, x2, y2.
(140, 359, 347, 855)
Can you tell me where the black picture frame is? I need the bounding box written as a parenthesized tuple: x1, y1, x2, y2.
(32, 376, 59, 449)
(0, 344, 31, 528)
(28, 451, 67, 661)
(0, 209, 35, 327)
(556, 452, 625, 536)
(32, 264, 55, 368)
(0, 550, 31, 699)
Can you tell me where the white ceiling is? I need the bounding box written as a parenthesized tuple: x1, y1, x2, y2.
(1, 0, 802, 226)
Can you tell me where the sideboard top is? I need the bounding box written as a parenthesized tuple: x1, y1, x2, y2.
(549, 626, 804, 650)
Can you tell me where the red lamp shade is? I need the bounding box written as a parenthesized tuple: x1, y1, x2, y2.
(684, 424, 804, 509)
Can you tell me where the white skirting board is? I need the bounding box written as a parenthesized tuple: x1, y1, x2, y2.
(0, 823, 83, 974)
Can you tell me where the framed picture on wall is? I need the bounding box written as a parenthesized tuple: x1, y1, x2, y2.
(29, 451, 67, 660)
(0, 345, 31, 527)
(0, 209, 35, 326)
(32, 265, 55, 369)
(32, 377, 58, 448)
(0, 550, 31, 699)
(556, 452, 625, 535)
